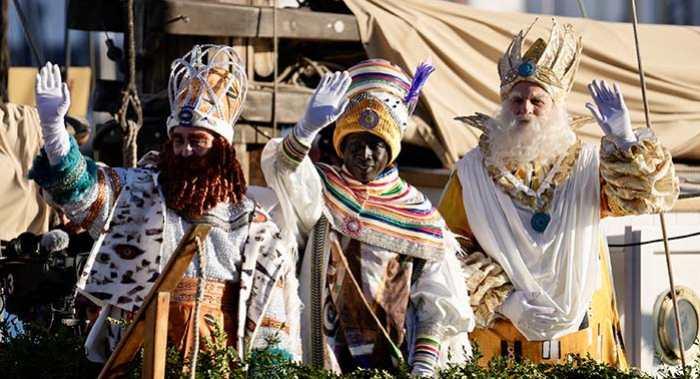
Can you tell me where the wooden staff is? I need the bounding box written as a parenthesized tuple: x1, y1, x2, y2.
(629, 0, 687, 371)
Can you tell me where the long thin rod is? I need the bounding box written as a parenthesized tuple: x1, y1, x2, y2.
(63, 0, 70, 69)
(631, 0, 652, 128)
(630, 0, 687, 371)
(272, 0, 279, 137)
(576, 0, 588, 18)
(11, 0, 43, 67)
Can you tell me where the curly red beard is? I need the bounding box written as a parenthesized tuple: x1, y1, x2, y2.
(158, 136, 247, 219)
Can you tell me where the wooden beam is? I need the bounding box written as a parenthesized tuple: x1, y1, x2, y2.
(142, 292, 170, 379)
(99, 224, 212, 379)
(160, 1, 361, 41)
(233, 124, 275, 145)
(241, 85, 311, 124)
(234, 142, 250, 183)
(68, 0, 361, 41)
(67, 0, 124, 32)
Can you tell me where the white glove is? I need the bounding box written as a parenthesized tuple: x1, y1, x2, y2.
(35, 62, 71, 165)
(586, 80, 637, 149)
(499, 290, 565, 333)
(294, 71, 351, 144)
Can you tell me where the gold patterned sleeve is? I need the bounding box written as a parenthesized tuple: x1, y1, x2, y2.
(459, 252, 513, 328)
(438, 172, 513, 327)
(599, 128, 679, 217)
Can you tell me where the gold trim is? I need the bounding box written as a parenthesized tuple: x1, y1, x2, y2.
(479, 132, 582, 212)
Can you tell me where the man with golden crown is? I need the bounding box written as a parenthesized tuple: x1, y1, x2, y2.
(28, 45, 301, 363)
(439, 20, 679, 366)
(261, 59, 474, 376)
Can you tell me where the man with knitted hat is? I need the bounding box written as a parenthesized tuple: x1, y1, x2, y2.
(29, 45, 301, 364)
(439, 20, 679, 366)
(261, 59, 474, 376)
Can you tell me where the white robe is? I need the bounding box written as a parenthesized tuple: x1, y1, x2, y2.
(261, 137, 474, 371)
(455, 143, 601, 341)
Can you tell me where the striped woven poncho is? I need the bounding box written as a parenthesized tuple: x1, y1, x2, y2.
(317, 163, 446, 261)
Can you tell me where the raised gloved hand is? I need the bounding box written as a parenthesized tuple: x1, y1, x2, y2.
(294, 71, 351, 144)
(499, 290, 564, 333)
(586, 80, 637, 149)
(35, 62, 71, 165)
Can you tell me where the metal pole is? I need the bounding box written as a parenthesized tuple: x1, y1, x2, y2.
(576, 0, 588, 18)
(272, 0, 279, 137)
(63, 0, 70, 70)
(630, 0, 687, 371)
(11, 0, 43, 67)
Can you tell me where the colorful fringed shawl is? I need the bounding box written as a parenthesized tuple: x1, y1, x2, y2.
(316, 163, 445, 261)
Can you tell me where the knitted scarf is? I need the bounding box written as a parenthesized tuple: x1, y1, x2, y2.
(317, 163, 445, 261)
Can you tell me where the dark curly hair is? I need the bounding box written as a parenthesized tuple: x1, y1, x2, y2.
(158, 136, 247, 218)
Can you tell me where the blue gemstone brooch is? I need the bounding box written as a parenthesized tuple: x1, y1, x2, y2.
(518, 61, 536, 77)
(531, 212, 551, 233)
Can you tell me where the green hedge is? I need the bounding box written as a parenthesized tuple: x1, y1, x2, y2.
(0, 321, 696, 379)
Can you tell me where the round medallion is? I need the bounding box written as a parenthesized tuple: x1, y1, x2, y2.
(530, 212, 550, 233)
(359, 108, 379, 129)
(343, 216, 363, 238)
(179, 106, 194, 125)
(518, 61, 536, 77)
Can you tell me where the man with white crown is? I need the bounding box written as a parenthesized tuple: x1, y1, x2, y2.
(439, 20, 679, 366)
(28, 45, 301, 363)
(261, 59, 474, 376)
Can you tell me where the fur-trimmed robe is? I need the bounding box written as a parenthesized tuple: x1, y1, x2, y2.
(30, 143, 301, 361)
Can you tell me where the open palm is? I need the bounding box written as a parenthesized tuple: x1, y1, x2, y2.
(36, 62, 71, 125)
(35, 62, 71, 164)
(585, 80, 635, 144)
(302, 71, 351, 131)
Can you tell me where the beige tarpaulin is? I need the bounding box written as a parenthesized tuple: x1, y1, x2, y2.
(0, 103, 51, 240)
(344, 0, 700, 167)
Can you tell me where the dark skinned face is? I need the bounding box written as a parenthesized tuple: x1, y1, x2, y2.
(341, 132, 390, 183)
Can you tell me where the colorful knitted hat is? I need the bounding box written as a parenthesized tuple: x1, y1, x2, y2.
(333, 58, 434, 163)
(166, 45, 248, 143)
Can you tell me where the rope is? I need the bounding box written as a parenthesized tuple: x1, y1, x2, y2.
(189, 236, 206, 379)
(630, 0, 687, 370)
(118, 0, 143, 168)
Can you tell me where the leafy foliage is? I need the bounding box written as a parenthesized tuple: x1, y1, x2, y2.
(0, 318, 101, 378)
(0, 319, 698, 378)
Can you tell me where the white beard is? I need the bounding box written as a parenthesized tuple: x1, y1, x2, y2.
(484, 104, 576, 169)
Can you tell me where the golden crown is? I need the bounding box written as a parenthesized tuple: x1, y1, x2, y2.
(498, 19, 582, 102)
